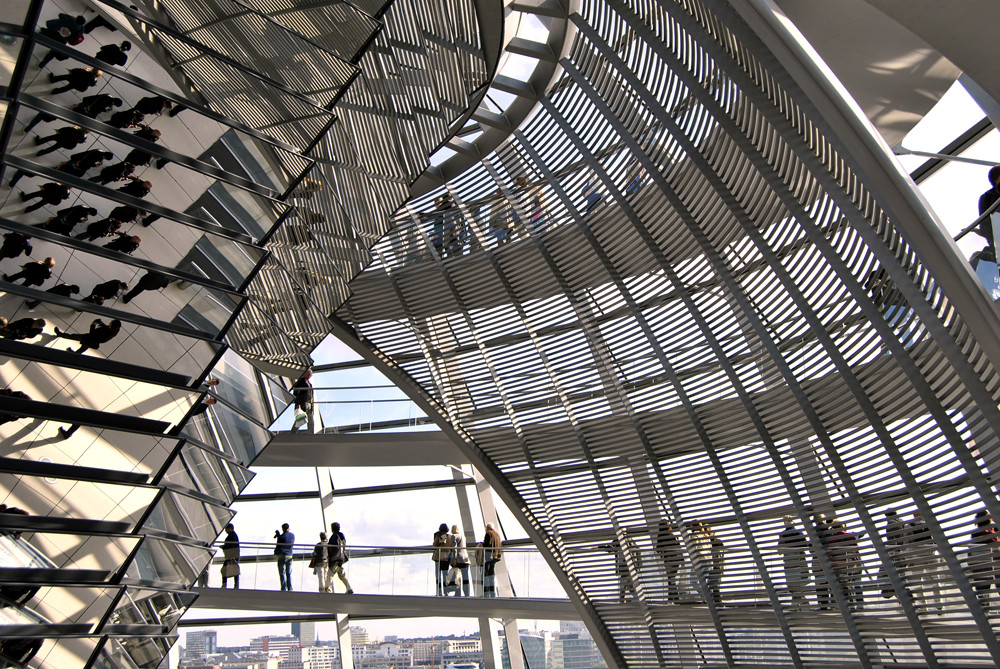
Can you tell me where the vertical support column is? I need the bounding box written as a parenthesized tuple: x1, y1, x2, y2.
(480, 616, 503, 669)
(473, 468, 525, 669)
(337, 613, 354, 669)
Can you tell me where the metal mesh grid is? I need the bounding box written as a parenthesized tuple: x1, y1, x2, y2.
(341, 0, 1000, 665)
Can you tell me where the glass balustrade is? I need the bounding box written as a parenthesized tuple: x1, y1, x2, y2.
(274, 386, 431, 433)
(199, 542, 566, 599)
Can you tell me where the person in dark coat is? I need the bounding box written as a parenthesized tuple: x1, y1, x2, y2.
(976, 166, 1000, 261)
(54, 318, 122, 354)
(94, 41, 131, 67)
(82, 280, 127, 305)
(107, 108, 145, 130)
(0, 318, 45, 341)
(103, 233, 140, 255)
(3, 257, 55, 287)
(778, 516, 810, 609)
(118, 177, 151, 199)
(35, 126, 88, 156)
(124, 147, 154, 169)
(221, 523, 241, 589)
(0, 233, 31, 260)
(36, 14, 86, 68)
(290, 369, 314, 433)
(39, 206, 97, 236)
(25, 282, 80, 309)
(89, 161, 135, 185)
(655, 520, 684, 603)
(24, 95, 119, 132)
(133, 125, 161, 143)
(327, 522, 354, 594)
(122, 271, 172, 303)
(75, 217, 121, 242)
(133, 96, 174, 116)
(49, 67, 102, 94)
(59, 149, 114, 178)
(21, 183, 70, 212)
(73, 93, 123, 119)
(41, 13, 85, 44)
(108, 205, 144, 224)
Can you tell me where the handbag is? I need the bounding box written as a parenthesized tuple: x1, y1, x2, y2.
(308, 557, 317, 569)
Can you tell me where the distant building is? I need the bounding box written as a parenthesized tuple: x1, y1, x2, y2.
(302, 645, 339, 669)
(186, 631, 219, 660)
(350, 626, 371, 645)
(291, 621, 317, 647)
(250, 635, 300, 660)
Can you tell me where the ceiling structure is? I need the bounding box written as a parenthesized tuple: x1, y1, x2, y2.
(3, 0, 1000, 666)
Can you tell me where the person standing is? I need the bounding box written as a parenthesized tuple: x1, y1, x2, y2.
(971, 509, 999, 610)
(275, 523, 295, 592)
(312, 531, 330, 592)
(812, 513, 834, 609)
(778, 516, 810, 609)
(707, 524, 724, 605)
(828, 519, 864, 608)
(327, 522, 354, 594)
(433, 523, 452, 596)
(450, 524, 472, 597)
(221, 523, 240, 589)
(906, 511, 941, 612)
(290, 369, 314, 433)
(655, 520, 683, 603)
(880, 509, 908, 599)
(483, 523, 503, 598)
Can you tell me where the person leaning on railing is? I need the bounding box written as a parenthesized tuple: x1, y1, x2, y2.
(975, 166, 1000, 262)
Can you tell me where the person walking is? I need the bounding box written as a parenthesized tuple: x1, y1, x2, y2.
(4, 257, 56, 287)
(327, 522, 354, 594)
(221, 523, 240, 589)
(290, 369, 314, 432)
(312, 531, 330, 592)
(94, 41, 131, 67)
(0, 233, 31, 260)
(483, 523, 503, 598)
(49, 67, 102, 94)
(21, 182, 71, 211)
(122, 271, 173, 304)
(35, 126, 88, 155)
(450, 524, 472, 597)
(433, 523, 452, 596)
(275, 523, 295, 591)
(54, 318, 122, 354)
(778, 516, 810, 609)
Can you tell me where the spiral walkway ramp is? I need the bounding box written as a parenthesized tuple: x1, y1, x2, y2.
(3, 0, 1000, 667)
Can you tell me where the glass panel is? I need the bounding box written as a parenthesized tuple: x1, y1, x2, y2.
(123, 537, 209, 587)
(181, 401, 272, 465)
(159, 442, 254, 504)
(200, 539, 566, 598)
(209, 349, 271, 425)
(141, 488, 233, 541)
(103, 587, 196, 632)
